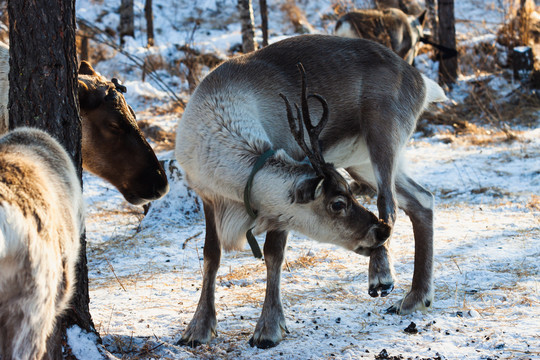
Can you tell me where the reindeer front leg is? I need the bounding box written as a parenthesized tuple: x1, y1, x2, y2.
(178, 201, 221, 347)
(249, 230, 289, 349)
(364, 129, 401, 298)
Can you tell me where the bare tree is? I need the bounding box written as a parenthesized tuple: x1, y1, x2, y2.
(8, 0, 96, 357)
(259, 0, 268, 47)
(145, 0, 155, 47)
(238, 0, 257, 53)
(425, 0, 438, 42)
(438, 0, 457, 86)
(119, 0, 135, 46)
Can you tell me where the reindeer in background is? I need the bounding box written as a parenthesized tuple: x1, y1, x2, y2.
(335, 7, 427, 65)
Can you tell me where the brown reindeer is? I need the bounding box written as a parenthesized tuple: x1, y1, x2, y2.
(376, 0, 424, 16)
(0, 42, 169, 205)
(175, 34, 446, 348)
(335, 8, 426, 65)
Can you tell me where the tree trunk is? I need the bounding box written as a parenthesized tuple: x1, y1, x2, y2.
(145, 0, 155, 47)
(425, 0, 438, 42)
(259, 0, 268, 47)
(80, 35, 90, 61)
(437, 0, 457, 86)
(7, 0, 96, 357)
(238, 0, 257, 53)
(119, 0, 135, 46)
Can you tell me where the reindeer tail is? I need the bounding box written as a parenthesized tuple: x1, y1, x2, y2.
(421, 74, 447, 107)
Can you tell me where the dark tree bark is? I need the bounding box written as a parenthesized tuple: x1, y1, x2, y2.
(437, 0, 457, 86)
(119, 0, 135, 46)
(145, 0, 155, 47)
(8, 0, 96, 357)
(259, 0, 268, 47)
(238, 0, 257, 53)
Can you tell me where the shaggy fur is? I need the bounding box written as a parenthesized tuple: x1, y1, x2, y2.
(0, 128, 84, 360)
(176, 35, 446, 348)
(0, 48, 168, 205)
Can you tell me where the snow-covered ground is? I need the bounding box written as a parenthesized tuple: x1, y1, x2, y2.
(66, 0, 540, 359)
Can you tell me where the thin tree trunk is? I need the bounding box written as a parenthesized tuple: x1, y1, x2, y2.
(437, 0, 457, 86)
(119, 0, 135, 46)
(145, 0, 155, 47)
(8, 0, 96, 357)
(425, 0, 438, 42)
(80, 35, 90, 61)
(238, 0, 257, 53)
(259, 0, 268, 47)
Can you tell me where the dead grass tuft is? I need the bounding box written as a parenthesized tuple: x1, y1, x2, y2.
(526, 195, 540, 211)
(138, 119, 176, 151)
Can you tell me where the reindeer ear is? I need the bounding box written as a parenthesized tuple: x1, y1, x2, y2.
(79, 60, 96, 76)
(291, 177, 323, 204)
(78, 80, 91, 109)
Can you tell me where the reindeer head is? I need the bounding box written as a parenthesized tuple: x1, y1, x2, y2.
(78, 61, 168, 205)
(280, 63, 391, 254)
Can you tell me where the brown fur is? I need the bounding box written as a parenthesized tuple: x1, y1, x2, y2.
(0, 44, 168, 205)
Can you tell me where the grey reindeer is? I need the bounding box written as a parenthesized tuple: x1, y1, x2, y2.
(175, 34, 446, 348)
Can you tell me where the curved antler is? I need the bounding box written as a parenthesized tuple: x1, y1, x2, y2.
(279, 62, 330, 177)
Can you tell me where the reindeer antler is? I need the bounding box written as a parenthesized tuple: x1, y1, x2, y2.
(279, 62, 329, 177)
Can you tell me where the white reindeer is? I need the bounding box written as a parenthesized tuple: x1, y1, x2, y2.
(175, 34, 446, 348)
(0, 128, 84, 360)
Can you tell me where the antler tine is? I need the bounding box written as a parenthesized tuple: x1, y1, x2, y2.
(279, 93, 312, 159)
(296, 63, 330, 172)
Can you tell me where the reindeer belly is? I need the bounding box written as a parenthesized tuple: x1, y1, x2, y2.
(323, 136, 377, 187)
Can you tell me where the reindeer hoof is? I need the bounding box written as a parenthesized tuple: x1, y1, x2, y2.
(386, 291, 433, 315)
(368, 283, 394, 297)
(249, 337, 280, 349)
(176, 338, 203, 348)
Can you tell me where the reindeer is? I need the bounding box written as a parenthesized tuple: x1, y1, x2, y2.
(0, 42, 169, 205)
(334, 8, 426, 65)
(375, 0, 424, 16)
(175, 34, 446, 348)
(0, 128, 84, 360)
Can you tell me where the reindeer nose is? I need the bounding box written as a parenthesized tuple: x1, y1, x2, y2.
(150, 169, 169, 199)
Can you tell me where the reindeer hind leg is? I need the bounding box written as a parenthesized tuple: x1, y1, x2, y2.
(387, 172, 434, 314)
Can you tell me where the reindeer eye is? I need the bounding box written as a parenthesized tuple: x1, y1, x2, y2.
(107, 122, 122, 134)
(330, 199, 347, 213)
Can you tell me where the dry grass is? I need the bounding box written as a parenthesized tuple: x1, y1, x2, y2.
(526, 195, 540, 211)
(138, 119, 176, 151)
